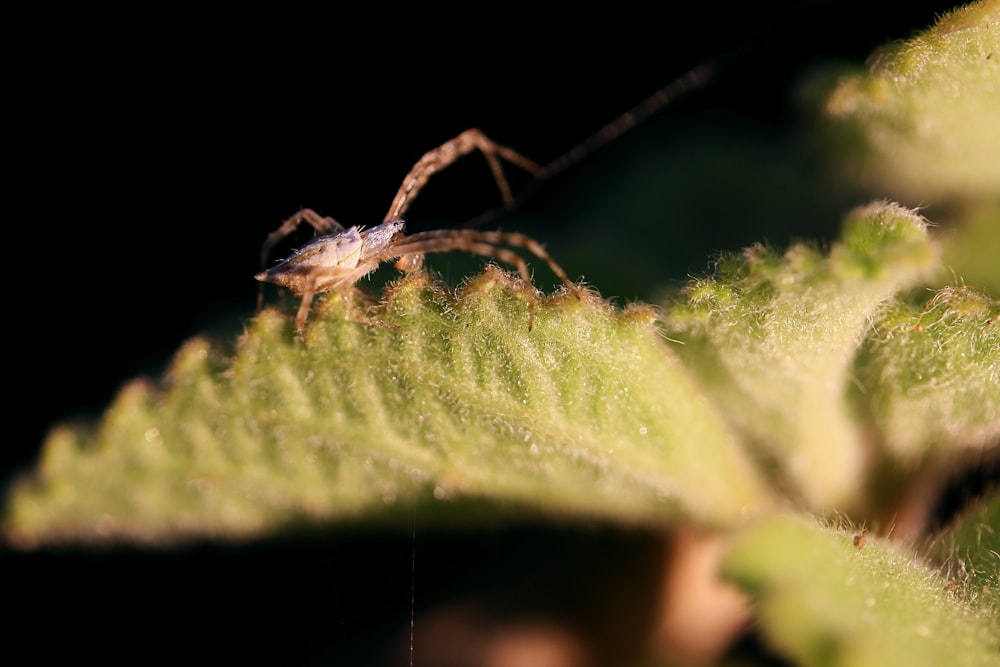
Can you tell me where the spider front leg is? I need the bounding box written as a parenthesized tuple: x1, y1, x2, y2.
(391, 229, 583, 331)
(393, 229, 581, 296)
(258, 208, 345, 311)
(384, 128, 542, 221)
(384, 129, 542, 279)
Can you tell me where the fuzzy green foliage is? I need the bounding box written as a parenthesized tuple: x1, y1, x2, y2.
(856, 284, 1000, 463)
(662, 202, 939, 512)
(812, 0, 1000, 204)
(722, 514, 1000, 667)
(4, 268, 773, 547)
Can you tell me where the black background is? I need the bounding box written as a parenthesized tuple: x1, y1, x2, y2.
(4, 2, 967, 665)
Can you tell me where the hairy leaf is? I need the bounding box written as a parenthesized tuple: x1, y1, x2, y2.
(4, 269, 772, 547)
(810, 0, 1000, 204)
(856, 285, 1000, 464)
(723, 514, 1000, 667)
(662, 201, 938, 511)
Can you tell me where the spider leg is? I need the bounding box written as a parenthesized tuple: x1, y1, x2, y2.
(292, 265, 398, 337)
(392, 230, 581, 332)
(294, 279, 318, 338)
(383, 128, 541, 222)
(393, 229, 581, 297)
(383, 130, 541, 283)
(258, 208, 345, 311)
(394, 253, 425, 274)
(408, 239, 534, 331)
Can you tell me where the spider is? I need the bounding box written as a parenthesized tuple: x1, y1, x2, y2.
(256, 129, 582, 335)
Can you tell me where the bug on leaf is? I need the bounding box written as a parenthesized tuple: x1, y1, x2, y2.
(256, 129, 581, 336)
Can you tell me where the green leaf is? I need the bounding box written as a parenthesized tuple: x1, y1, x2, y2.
(807, 0, 1000, 204)
(722, 514, 1000, 667)
(3, 268, 772, 547)
(662, 201, 938, 512)
(855, 284, 1000, 464)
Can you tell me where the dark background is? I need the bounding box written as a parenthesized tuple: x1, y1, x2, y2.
(5, 2, 966, 665)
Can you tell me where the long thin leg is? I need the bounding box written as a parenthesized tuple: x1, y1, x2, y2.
(391, 230, 582, 332)
(464, 58, 725, 230)
(392, 229, 581, 296)
(294, 281, 317, 336)
(293, 276, 397, 341)
(402, 239, 534, 283)
(383, 129, 541, 222)
(397, 238, 541, 330)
